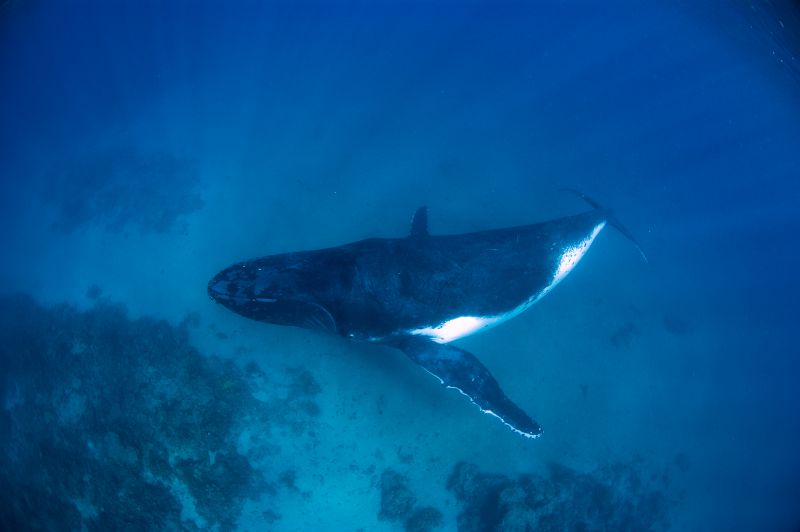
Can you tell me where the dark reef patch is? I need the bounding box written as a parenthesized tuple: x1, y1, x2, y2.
(610, 321, 639, 349)
(176, 451, 269, 531)
(379, 468, 417, 521)
(378, 468, 443, 531)
(447, 462, 510, 531)
(43, 147, 203, 234)
(447, 460, 672, 532)
(405, 506, 444, 532)
(0, 293, 320, 531)
(85, 283, 103, 300)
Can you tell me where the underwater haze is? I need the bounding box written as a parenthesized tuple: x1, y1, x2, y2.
(1, 1, 799, 530)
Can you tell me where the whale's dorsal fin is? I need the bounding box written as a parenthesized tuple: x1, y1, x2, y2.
(410, 206, 429, 238)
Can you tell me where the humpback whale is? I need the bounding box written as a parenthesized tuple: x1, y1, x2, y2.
(208, 191, 646, 439)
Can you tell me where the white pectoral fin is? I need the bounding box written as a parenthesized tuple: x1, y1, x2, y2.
(385, 335, 543, 439)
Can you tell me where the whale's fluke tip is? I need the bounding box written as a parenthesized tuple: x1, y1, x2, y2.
(560, 187, 648, 264)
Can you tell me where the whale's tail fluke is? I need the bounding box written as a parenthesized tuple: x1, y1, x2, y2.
(560, 188, 649, 263)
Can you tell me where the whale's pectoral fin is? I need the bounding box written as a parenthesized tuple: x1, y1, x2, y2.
(385, 335, 542, 439)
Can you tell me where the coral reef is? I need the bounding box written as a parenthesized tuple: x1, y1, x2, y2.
(447, 460, 672, 532)
(379, 468, 417, 521)
(405, 506, 444, 532)
(0, 293, 320, 530)
(43, 147, 203, 234)
(0, 292, 675, 531)
(378, 468, 443, 531)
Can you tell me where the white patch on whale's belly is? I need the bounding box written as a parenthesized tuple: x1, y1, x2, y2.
(410, 221, 606, 344)
(411, 316, 502, 344)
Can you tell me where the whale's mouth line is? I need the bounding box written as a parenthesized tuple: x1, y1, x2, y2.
(211, 295, 278, 304)
(208, 277, 279, 305)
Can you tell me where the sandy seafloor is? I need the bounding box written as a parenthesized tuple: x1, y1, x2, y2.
(1, 2, 799, 531)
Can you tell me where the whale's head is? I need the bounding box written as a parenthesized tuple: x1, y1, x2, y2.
(208, 253, 337, 333)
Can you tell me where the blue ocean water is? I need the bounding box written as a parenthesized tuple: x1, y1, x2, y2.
(1, 1, 799, 530)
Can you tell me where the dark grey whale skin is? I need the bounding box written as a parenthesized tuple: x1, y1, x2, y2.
(208, 208, 612, 439)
